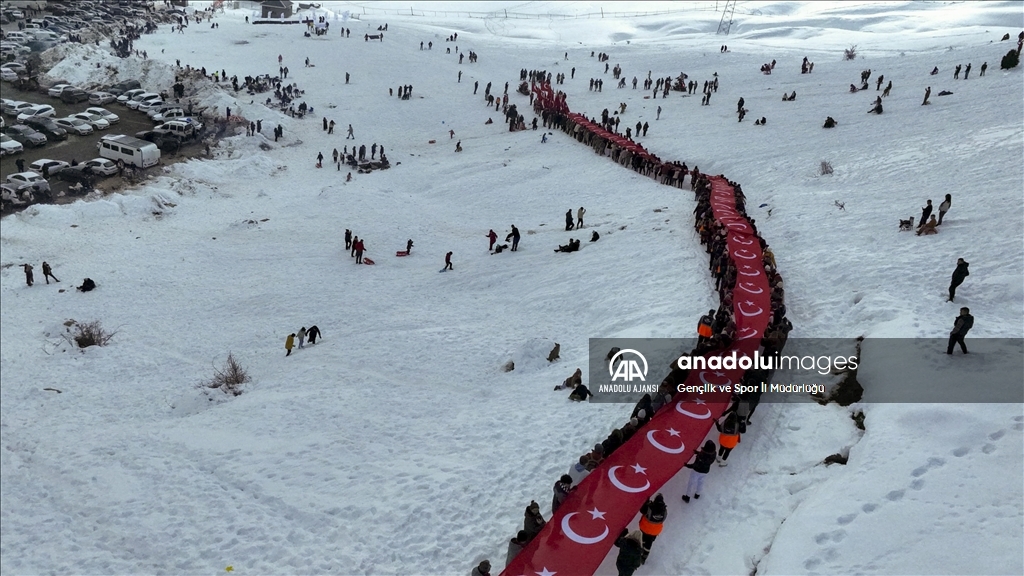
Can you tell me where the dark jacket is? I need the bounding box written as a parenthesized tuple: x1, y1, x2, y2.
(951, 262, 969, 285)
(505, 537, 526, 567)
(951, 314, 974, 336)
(552, 480, 571, 512)
(686, 446, 718, 474)
(614, 530, 645, 574)
(523, 503, 545, 540)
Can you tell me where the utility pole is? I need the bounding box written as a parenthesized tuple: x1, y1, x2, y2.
(717, 0, 736, 35)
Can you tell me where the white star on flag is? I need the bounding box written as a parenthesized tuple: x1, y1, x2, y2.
(588, 507, 606, 520)
(667, 428, 681, 436)
(631, 463, 647, 474)
(745, 300, 755, 306)
(694, 398, 706, 405)
(713, 371, 725, 377)
(536, 568, 557, 576)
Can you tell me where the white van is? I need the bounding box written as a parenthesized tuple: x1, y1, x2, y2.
(97, 134, 160, 168)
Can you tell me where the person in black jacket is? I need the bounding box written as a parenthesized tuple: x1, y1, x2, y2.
(947, 307, 974, 354)
(638, 494, 667, 562)
(948, 258, 969, 302)
(614, 529, 645, 576)
(505, 531, 528, 568)
(306, 325, 321, 344)
(682, 441, 718, 502)
(523, 501, 545, 542)
(918, 200, 933, 230)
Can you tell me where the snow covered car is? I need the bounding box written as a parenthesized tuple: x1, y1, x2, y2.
(6, 171, 51, 194)
(83, 157, 118, 176)
(89, 91, 116, 105)
(0, 62, 27, 74)
(47, 83, 74, 97)
(5, 124, 47, 147)
(116, 88, 146, 105)
(0, 68, 17, 82)
(54, 117, 93, 136)
(150, 108, 188, 123)
(17, 104, 57, 122)
(0, 133, 24, 155)
(86, 107, 120, 124)
(71, 112, 110, 130)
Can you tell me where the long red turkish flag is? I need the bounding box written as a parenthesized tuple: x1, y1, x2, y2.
(502, 177, 772, 575)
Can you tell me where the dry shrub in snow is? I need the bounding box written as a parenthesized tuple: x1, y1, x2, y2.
(844, 45, 857, 60)
(69, 321, 115, 348)
(201, 353, 251, 396)
(820, 160, 834, 175)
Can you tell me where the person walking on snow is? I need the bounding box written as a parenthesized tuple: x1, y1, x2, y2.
(351, 235, 359, 257)
(354, 238, 365, 264)
(22, 263, 34, 286)
(316, 152, 323, 168)
(444, 251, 453, 270)
(285, 333, 295, 356)
(346, 124, 354, 139)
(937, 193, 952, 225)
(508, 225, 521, 251)
(565, 209, 575, 231)
(682, 440, 717, 502)
(614, 530, 645, 576)
(638, 493, 667, 563)
(307, 325, 321, 344)
(947, 307, 974, 354)
(297, 327, 307, 348)
(715, 411, 741, 465)
(42, 262, 59, 284)
(345, 229, 352, 250)
(406, 239, 414, 254)
(948, 258, 970, 302)
(487, 229, 498, 251)
(577, 206, 586, 228)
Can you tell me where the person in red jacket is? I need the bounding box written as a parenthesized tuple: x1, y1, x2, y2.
(444, 251, 453, 270)
(487, 229, 498, 251)
(354, 238, 365, 264)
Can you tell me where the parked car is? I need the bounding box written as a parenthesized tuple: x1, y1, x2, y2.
(54, 117, 93, 136)
(135, 130, 182, 152)
(126, 92, 161, 110)
(6, 171, 51, 194)
(71, 112, 110, 130)
(0, 62, 27, 74)
(60, 88, 90, 104)
(0, 133, 24, 155)
(0, 68, 17, 82)
(28, 158, 70, 176)
(116, 88, 146, 105)
(137, 99, 165, 113)
(83, 157, 118, 175)
(107, 79, 141, 96)
(47, 83, 74, 97)
(5, 124, 47, 147)
(22, 116, 68, 140)
(54, 164, 96, 186)
(89, 91, 116, 105)
(17, 104, 57, 122)
(147, 104, 179, 119)
(85, 107, 120, 124)
(151, 108, 189, 123)
(3, 101, 35, 117)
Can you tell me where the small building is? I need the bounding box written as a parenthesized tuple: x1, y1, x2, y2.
(260, 0, 293, 18)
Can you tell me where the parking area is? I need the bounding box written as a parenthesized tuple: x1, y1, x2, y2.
(2, 83, 208, 213)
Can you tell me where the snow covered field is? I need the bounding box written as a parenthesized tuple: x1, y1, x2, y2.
(1, 2, 1022, 574)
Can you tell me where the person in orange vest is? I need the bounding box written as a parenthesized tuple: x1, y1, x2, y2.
(715, 412, 741, 466)
(638, 493, 667, 563)
(697, 309, 715, 344)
